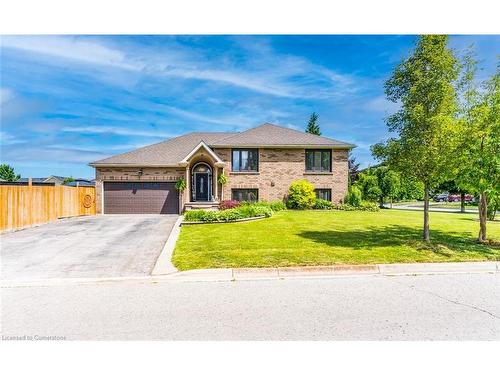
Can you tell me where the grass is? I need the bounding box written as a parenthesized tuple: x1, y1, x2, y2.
(172, 209, 500, 271)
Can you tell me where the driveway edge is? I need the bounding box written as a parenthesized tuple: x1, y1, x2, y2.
(2, 261, 498, 287)
(150, 215, 183, 276)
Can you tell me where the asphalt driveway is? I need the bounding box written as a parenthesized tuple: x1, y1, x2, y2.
(1, 215, 178, 280)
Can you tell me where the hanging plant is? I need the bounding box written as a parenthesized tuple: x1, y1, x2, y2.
(175, 178, 187, 191)
(218, 173, 228, 185)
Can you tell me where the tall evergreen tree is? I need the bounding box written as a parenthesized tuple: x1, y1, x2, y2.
(0, 164, 21, 182)
(348, 153, 360, 184)
(305, 112, 321, 135)
(372, 35, 460, 242)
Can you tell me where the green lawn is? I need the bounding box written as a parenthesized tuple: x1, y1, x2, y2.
(172, 209, 500, 271)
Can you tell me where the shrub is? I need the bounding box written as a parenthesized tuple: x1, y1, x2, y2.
(220, 200, 240, 210)
(332, 201, 380, 212)
(268, 200, 286, 212)
(359, 201, 380, 211)
(313, 199, 334, 210)
(254, 206, 273, 217)
(345, 185, 362, 207)
(287, 180, 316, 209)
(184, 204, 273, 223)
(216, 208, 244, 222)
(238, 204, 273, 218)
(184, 210, 219, 222)
(243, 200, 286, 212)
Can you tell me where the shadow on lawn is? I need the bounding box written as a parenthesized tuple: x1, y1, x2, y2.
(298, 225, 499, 256)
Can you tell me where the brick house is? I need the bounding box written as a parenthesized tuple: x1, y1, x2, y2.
(89, 123, 355, 214)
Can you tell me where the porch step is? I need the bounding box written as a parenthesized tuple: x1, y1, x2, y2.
(184, 202, 220, 211)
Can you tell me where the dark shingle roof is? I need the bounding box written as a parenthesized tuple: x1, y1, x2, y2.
(90, 123, 354, 166)
(212, 123, 355, 147)
(90, 132, 235, 166)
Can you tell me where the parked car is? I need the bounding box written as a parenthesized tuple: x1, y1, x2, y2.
(434, 193, 449, 202)
(448, 194, 474, 203)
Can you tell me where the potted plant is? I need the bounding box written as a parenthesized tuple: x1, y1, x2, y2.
(218, 173, 227, 201)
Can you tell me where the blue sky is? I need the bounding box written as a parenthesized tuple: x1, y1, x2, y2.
(1, 35, 498, 178)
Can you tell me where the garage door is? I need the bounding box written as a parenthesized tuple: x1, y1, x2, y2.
(103, 182, 178, 214)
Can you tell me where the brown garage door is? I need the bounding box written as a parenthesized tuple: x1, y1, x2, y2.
(103, 182, 178, 214)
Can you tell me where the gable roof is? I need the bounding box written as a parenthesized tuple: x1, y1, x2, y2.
(90, 123, 354, 167)
(180, 141, 224, 165)
(90, 132, 235, 166)
(212, 123, 355, 148)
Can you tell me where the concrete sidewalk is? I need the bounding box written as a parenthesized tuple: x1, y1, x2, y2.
(168, 261, 499, 281)
(2, 261, 498, 287)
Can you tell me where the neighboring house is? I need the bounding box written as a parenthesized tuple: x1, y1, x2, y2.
(64, 179, 95, 187)
(90, 123, 355, 214)
(44, 175, 67, 185)
(18, 176, 66, 185)
(19, 177, 50, 184)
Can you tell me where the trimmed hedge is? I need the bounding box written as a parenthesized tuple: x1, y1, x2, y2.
(184, 204, 273, 223)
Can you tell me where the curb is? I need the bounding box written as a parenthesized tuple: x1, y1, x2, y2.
(150, 215, 183, 276)
(2, 262, 498, 288)
(180, 216, 266, 225)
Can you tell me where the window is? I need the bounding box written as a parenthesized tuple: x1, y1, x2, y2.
(232, 149, 259, 172)
(315, 189, 332, 201)
(232, 189, 258, 202)
(305, 150, 331, 172)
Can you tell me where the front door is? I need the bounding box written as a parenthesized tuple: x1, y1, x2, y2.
(195, 173, 209, 201)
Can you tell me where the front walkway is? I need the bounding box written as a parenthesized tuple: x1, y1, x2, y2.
(1, 214, 178, 280)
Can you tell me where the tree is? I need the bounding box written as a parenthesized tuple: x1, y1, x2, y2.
(379, 169, 401, 208)
(356, 166, 401, 208)
(398, 177, 424, 201)
(372, 35, 460, 242)
(355, 172, 381, 202)
(0, 164, 20, 181)
(455, 55, 499, 242)
(348, 153, 360, 184)
(62, 177, 75, 185)
(305, 112, 321, 135)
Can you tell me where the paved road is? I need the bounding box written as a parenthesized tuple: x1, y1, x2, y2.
(1, 214, 177, 280)
(2, 273, 498, 340)
(386, 203, 478, 214)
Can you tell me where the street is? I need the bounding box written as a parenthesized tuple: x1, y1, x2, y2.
(2, 273, 499, 340)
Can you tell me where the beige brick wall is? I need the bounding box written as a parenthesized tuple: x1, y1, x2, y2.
(214, 148, 349, 203)
(94, 167, 185, 213)
(93, 148, 349, 212)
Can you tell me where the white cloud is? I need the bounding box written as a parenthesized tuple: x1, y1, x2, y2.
(1, 36, 138, 70)
(0, 131, 26, 145)
(1, 35, 358, 99)
(60, 125, 175, 138)
(161, 67, 299, 98)
(158, 105, 254, 128)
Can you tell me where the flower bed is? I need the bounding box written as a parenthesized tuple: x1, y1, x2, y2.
(184, 204, 273, 223)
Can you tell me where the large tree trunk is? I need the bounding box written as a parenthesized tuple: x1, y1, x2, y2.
(423, 184, 430, 242)
(478, 193, 488, 242)
(460, 192, 465, 213)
